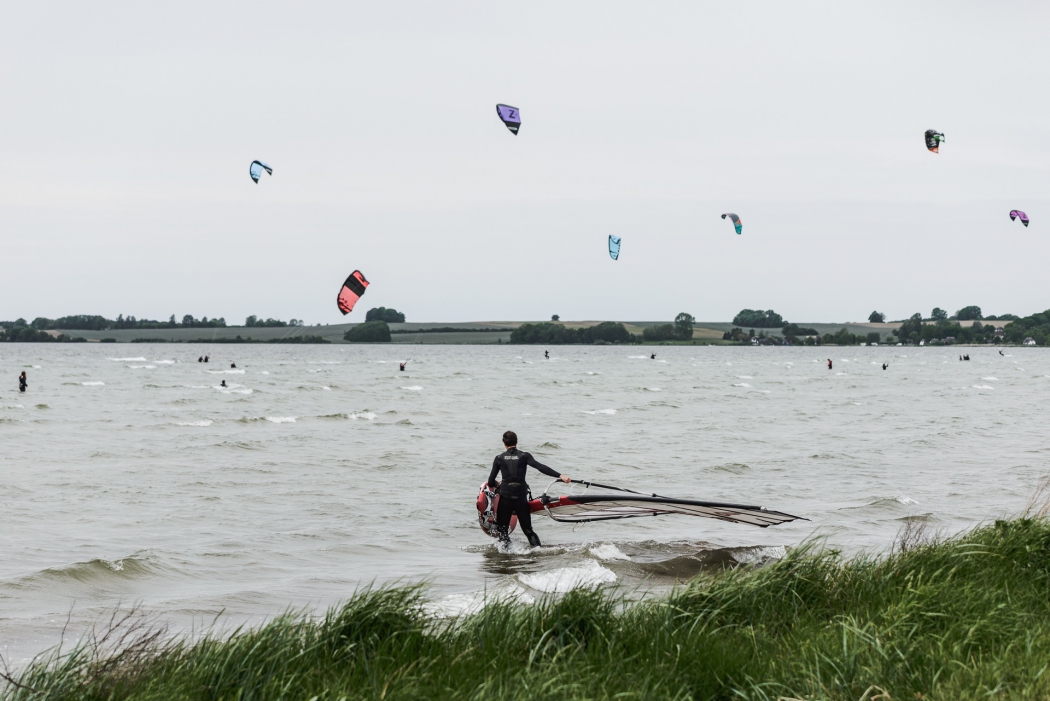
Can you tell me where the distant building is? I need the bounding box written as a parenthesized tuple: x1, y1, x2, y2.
(1024, 337, 1037, 346)
(943, 336, 956, 345)
(995, 326, 1005, 337)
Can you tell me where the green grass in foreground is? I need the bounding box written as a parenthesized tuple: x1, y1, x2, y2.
(8, 518, 1050, 700)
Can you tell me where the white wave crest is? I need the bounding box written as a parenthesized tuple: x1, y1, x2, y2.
(582, 409, 616, 415)
(206, 369, 245, 374)
(896, 495, 918, 505)
(400, 386, 423, 391)
(972, 385, 995, 390)
(349, 411, 376, 421)
(733, 383, 751, 388)
(265, 416, 297, 423)
(177, 420, 213, 427)
(81, 381, 105, 386)
(518, 560, 617, 592)
(982, 377, 998, 381)
(736, 375, 753, 379)
(589, 543, 630, 561)
(129, 365, 156, 370)
(423, 585, 535, 618)
(108, 357, 146, 362)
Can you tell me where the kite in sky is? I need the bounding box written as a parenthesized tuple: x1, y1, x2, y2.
(1010, 210, 1029, 227)
(496, 104, 521, 135)
(249, 160, 273, 183)
(337, 271, 369, 315)
(721, 213, 742, 235)
(924, 130, 945, 153)
(608, 235, 621, 260)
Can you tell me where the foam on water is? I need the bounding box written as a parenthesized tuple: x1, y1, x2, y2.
(423, 584, 535, 618)
(81, 381, 105, 386)
(518, 560, 617, 592)
(401, 386, 423, 391)
(108, 357, 146, 362)
(589, 543, 630, 561)
(177, 420, 214, 427)
(206, 369, 245, 375)
(582, 409, 616, 415)
(265, 417, 297, 424)
(972, 385, 995, 390)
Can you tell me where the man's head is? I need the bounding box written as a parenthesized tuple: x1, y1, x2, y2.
(502, 430, 517, 448)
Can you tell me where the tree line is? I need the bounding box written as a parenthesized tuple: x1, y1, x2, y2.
(0, 314, 306, 331)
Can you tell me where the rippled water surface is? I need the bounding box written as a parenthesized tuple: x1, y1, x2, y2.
(2, 344, 1048, 663)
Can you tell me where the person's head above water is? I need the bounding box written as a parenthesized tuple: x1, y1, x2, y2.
(502, 430, 518, 448)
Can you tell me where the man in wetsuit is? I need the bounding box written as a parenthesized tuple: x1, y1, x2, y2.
(487, 430, 570, 547)
(18, 371, 27, 393)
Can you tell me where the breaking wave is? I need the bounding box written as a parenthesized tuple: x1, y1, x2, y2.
(518, 560, 617, 592)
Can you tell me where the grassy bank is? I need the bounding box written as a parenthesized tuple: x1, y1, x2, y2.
(8, 518, 1050, 700)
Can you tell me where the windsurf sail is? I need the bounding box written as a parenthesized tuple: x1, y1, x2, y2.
(530, 480, 802, 528)
(608, 235, 621, 260)
(336, 270, 369, 315)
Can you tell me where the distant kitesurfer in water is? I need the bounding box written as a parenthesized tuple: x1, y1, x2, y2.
(204, 355, 210, 363)
(18, 371, 27, 393)
(231, 362, 236, 368)
(198, 356, 203, 363)
(220, 380, 227, 388)
(827, 359, 833, 370)
(487, 430, 570, 547)
(999, 350, 1005, 356)
(399, 362, 406, 372)
(544, 350, 549, 359)
(882, 363, 888, 370)
(651, 353, 656, 360)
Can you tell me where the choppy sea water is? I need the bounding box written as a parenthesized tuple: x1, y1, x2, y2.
(2, 344, 1047, 663)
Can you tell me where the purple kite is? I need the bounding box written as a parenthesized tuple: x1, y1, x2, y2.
(496, 104, 520, 135)
(337, 271, 369, 315)
(1010, 210, 1030, 227)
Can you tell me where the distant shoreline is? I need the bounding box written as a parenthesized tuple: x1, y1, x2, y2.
(5, 319, 909, 344)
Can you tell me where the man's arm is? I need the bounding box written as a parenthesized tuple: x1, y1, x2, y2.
(487, 457, 501, 490)
(524, 453, 561, 479)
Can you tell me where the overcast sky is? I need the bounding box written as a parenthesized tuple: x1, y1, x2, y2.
(2, 2, 1048, 324)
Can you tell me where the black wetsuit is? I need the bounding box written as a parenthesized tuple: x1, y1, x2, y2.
(487, 448, 561, 546)
(18, 376, 26, 393)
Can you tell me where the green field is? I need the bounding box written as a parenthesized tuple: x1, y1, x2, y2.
(9, 510, 1050, 700)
